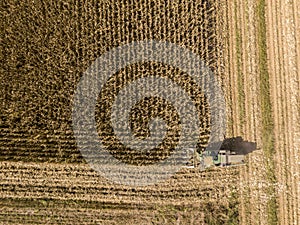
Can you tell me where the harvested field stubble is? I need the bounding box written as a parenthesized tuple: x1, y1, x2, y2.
(224, 0, 300, 224)
(0, 161, 240, 224)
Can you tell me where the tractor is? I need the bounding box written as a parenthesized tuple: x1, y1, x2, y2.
(184, 137, 257, 170)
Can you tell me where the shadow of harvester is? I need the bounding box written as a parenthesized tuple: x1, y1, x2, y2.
(220, 136, 257, 155)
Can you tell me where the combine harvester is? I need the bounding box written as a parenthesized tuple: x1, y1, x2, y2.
(185, 137, 258, 170)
